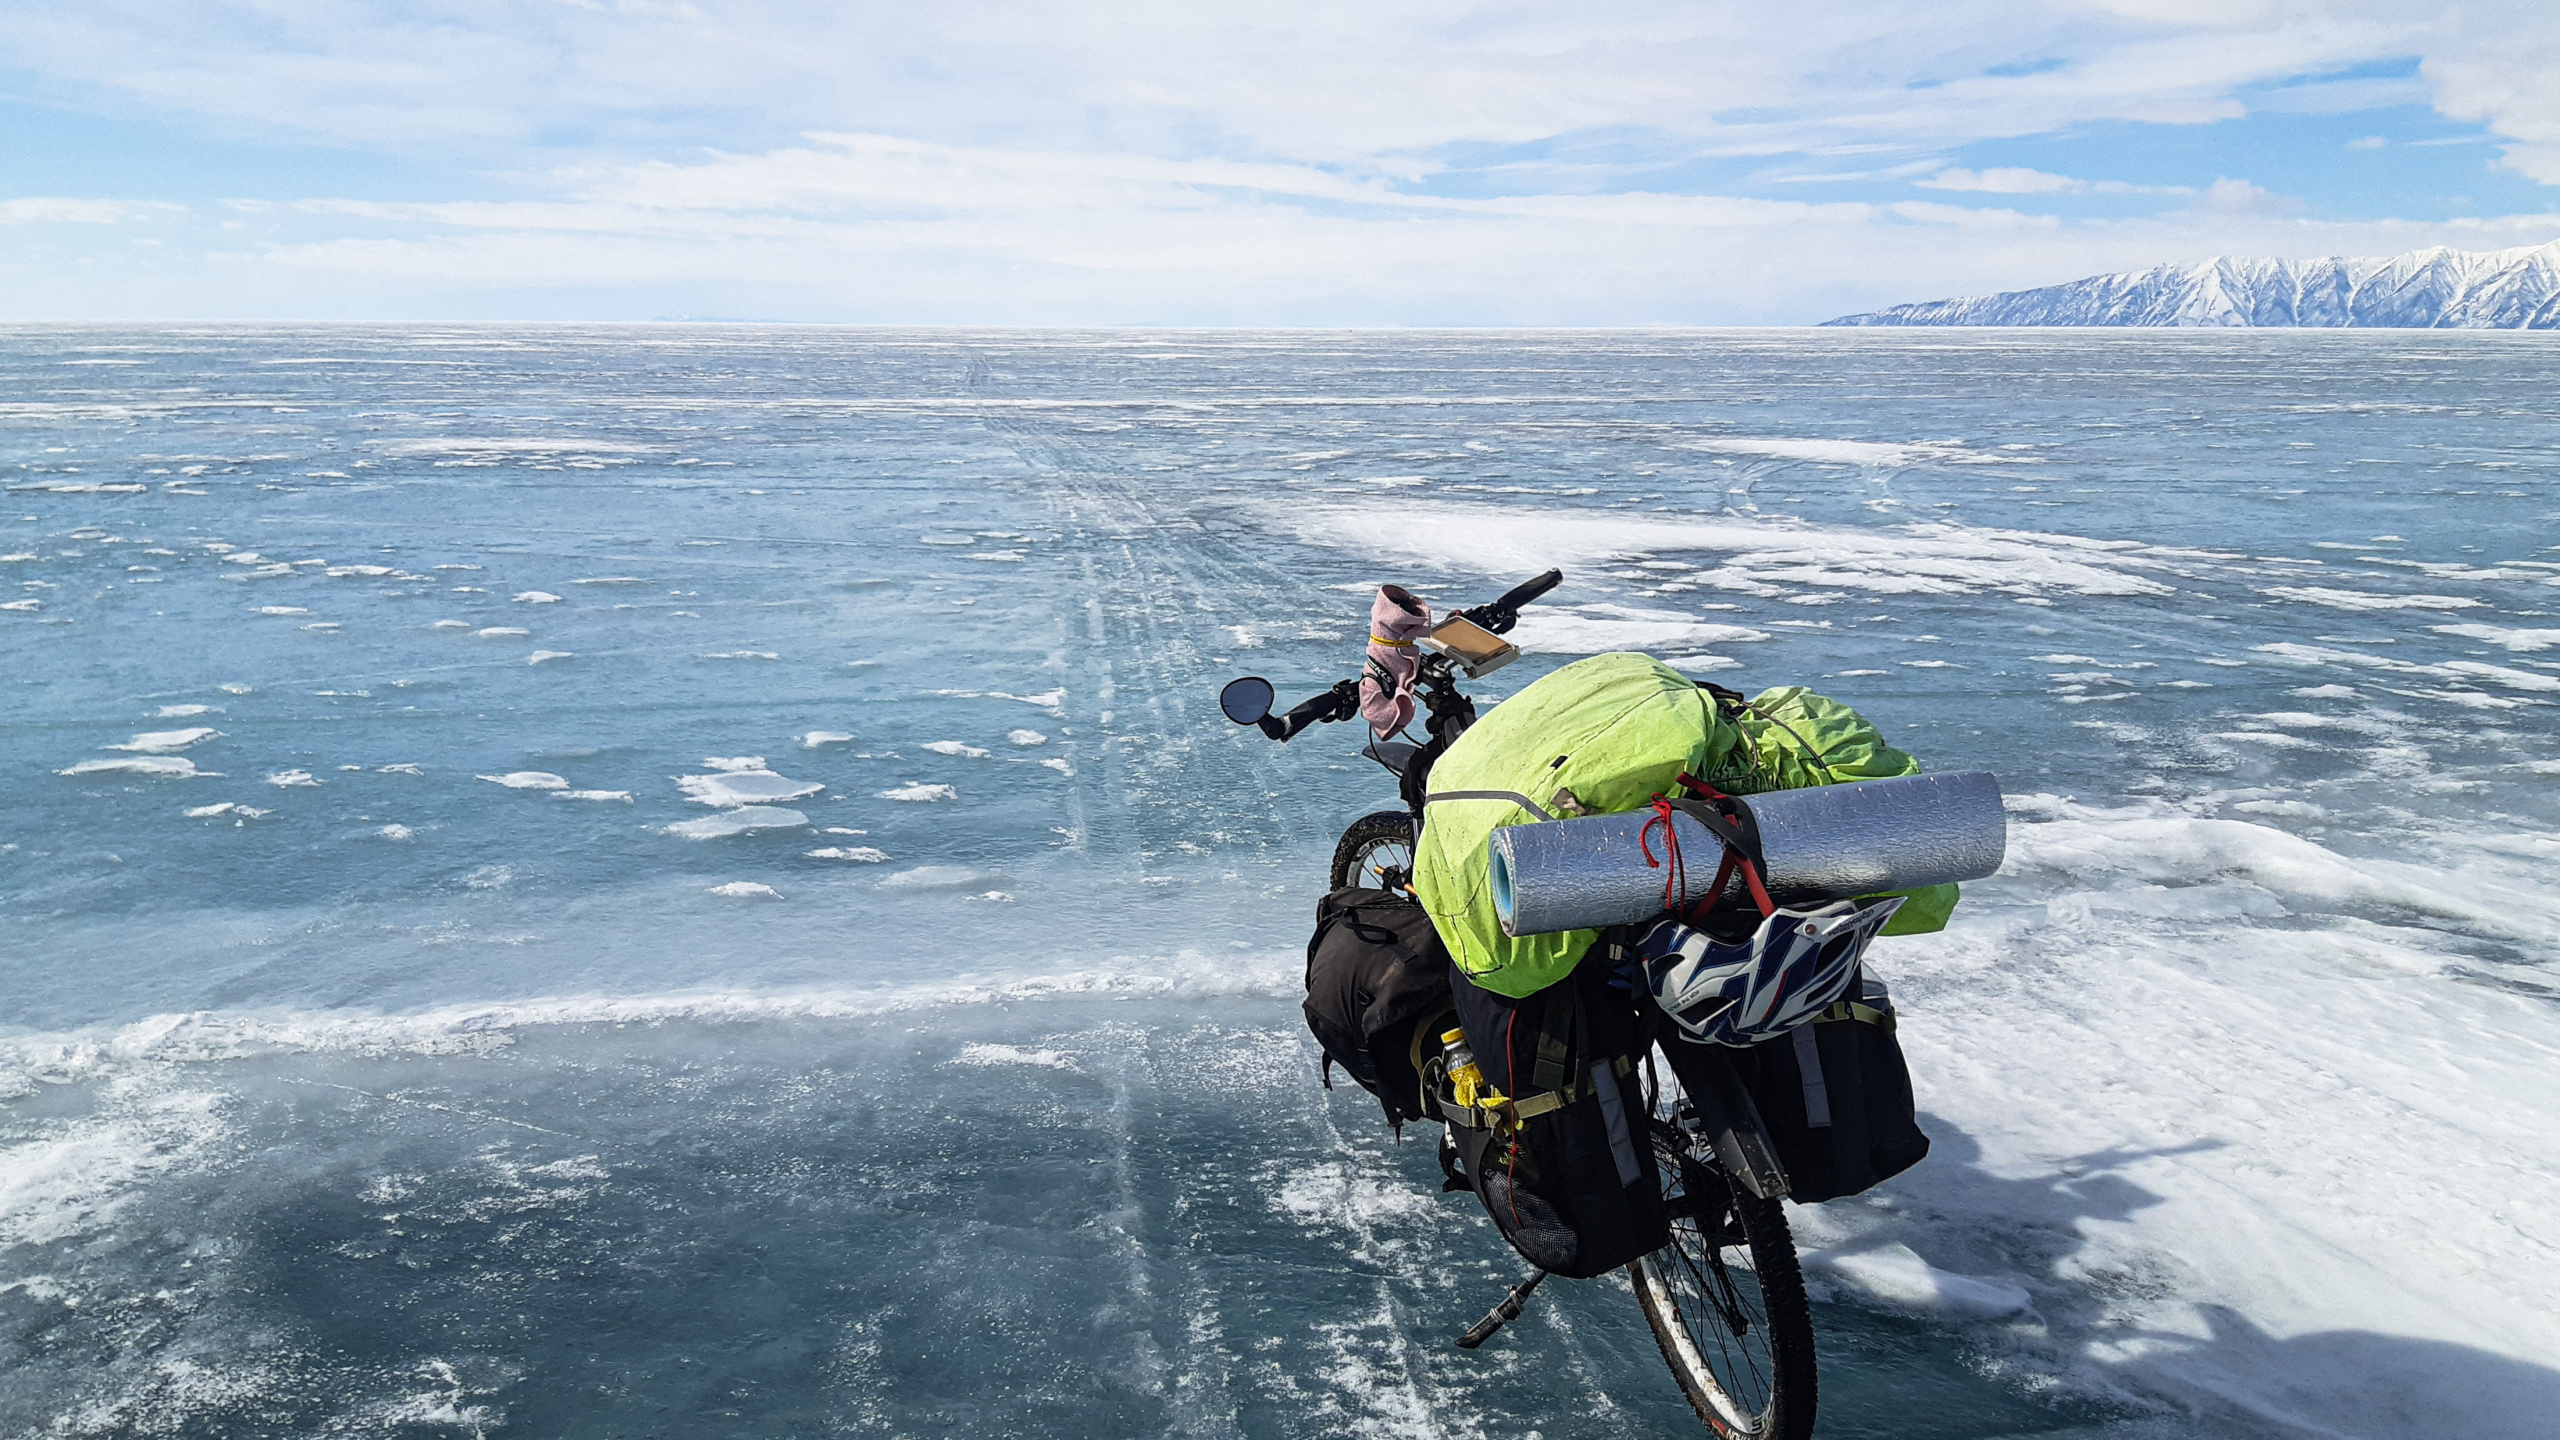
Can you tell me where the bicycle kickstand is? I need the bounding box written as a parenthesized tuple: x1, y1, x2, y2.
(1455, 1269, 1549, 1349)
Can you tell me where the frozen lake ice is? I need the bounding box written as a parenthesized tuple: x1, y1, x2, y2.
(3, 325, 2556, 1438)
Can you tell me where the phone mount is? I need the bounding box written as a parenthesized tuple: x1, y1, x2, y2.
(1419, 614, 1520, 678)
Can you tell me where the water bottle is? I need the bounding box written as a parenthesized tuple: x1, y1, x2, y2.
(1442, 1027, 1484, 1108)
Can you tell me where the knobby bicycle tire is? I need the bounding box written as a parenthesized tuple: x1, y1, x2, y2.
(1629, 1134, 1818, 1439)
(1329, 810, 1416, 892)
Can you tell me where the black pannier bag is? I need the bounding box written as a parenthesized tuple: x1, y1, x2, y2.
(1303, 886, 1455, 1126)
(1669, 973, 1929, 1205)
(1441, 960, 1669, 1280)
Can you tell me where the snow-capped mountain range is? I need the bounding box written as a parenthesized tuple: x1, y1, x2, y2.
(1826, 239, 2560, 328)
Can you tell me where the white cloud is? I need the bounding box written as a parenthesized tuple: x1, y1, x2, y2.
(1921, 167, 2092, 194)
(2, 2, 2560, 319)
(0, 199, 183, 225)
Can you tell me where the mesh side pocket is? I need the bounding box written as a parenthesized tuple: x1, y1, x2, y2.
(1476, 1169, 1580, 1274)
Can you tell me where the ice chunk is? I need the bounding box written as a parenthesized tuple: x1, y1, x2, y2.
(105, 728, 221, 753)
(677, 769, 823, 807)
(1007, 730, 1048, 746)
(154, 704, 219, 718)
(921, 740, 989, 758)
(880, 865, 1007, 890)
(185, 801, 238, 816)
(59, 757, 215, 778)
(375, 824, 414, 841)
(707, 881, 782, 898)
(1040, 758, 1073, 775)
(1658, 653, 1740, 673)
(478, 771, 569, 790)
(377, 762, 425, 775)
(806, 846, 889, 862)
(476, 626, 529, 637)
(266, 769, 320, 787)
(513, 591, 562, 604)
(663, 806, 807, 839)
(800, 731, 855, 747)
(878, 782, 957, 802)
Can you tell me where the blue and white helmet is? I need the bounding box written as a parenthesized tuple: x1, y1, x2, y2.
(1635, 897, 1904, 1047)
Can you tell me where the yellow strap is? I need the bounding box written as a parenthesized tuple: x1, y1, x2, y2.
(1815, 1000, 1895, 1033)
(1370, 635, 1414, 647)
(1467, 1054, 1635, 1125)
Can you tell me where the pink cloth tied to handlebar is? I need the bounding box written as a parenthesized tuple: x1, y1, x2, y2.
(1360, 584, 1430, 738)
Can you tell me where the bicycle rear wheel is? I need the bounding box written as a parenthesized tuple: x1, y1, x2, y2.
(1328, 810, 1415, 892)
(1629, 1129, 1817, 1439)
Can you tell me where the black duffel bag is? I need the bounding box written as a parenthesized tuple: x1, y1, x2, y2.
(1666, 973, 1929, 1204)
(1303, 886, 1455, 1127)
(1442, 960, 1668, 1280)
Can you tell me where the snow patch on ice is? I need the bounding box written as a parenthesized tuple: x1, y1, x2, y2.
(879, 782, 957, 802)
(949, 1042, 1075, 1071)
(478, 771, 568, 790)
(2434, 622, 2560, 652)
(707, 881, 781, 898)
(1801, 1244, 2033, 1317)
(1279, 503, 2182, 600)
(2263, 586, 2483, 611)
(1507, 608, 1770, 654)
(1270, 1163, 1439, 1228)
(921, 740, 989, 757)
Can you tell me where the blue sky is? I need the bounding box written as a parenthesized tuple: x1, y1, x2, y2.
(2, 1, 2556, 324)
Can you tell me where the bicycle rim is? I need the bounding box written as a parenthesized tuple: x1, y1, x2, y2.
(1629, 1141, 1812, 1438)
(1329, 812, 1416, 891)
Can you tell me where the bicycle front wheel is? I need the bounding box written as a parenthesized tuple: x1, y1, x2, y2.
(1328, 810, 1415, 892)
(1629, 1133, 1817, 1439)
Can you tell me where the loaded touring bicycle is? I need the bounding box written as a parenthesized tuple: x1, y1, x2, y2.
(1222, 569, 1978, 1440)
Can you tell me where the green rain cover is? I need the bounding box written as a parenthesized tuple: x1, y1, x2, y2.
(1413, 653, 1744, 998)
(1413, 662, 1958, 998)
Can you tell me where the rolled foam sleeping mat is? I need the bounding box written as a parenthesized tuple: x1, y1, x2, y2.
(1488, 770, 2007, 937)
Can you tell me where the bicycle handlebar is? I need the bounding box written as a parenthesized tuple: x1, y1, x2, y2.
(1227, 569, 1560, 742)
(1459, 567, 1562, 636)
(1260, 679, 1360, 741)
